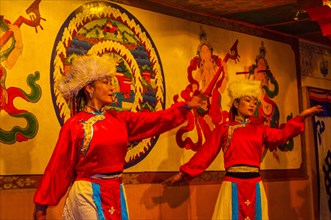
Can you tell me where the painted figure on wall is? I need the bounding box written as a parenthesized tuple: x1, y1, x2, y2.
(247, 42, 294, 156)
(174, 27, 239, 151)
(248, 42, 280, 128)
(0, 0, 44, 144)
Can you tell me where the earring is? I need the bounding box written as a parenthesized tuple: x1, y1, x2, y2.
(89, 92, 93, 99)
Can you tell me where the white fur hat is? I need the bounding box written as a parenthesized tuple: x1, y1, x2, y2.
(227, 79, 261, 105)
(57, 55, 117, 100)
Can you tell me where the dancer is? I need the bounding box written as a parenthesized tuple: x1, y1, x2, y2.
(163, 79, 323, 220)
(34, 55, 202, 220)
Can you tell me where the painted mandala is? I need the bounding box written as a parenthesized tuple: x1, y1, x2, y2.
(50, 1, 165, 168)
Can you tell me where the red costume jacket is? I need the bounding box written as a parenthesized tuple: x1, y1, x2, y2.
(34, 102, 191, 206)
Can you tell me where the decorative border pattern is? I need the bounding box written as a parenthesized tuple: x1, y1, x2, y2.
(0, 173, 224, 189)
(0, 175, 41, 190)
(0, 170, 307, 189)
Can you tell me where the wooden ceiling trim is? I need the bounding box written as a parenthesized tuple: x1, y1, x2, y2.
(112, 0, 298, 46)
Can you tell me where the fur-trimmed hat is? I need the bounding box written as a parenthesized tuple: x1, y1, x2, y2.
(57, 55, 117, 100)
(227, 79, 261, 105)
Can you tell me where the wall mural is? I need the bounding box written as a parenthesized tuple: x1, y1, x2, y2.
(0, 0, 43, 144)
(50, 1, 165, 168)
(0, 0, 302, 180)
(51, 0, 299, 168)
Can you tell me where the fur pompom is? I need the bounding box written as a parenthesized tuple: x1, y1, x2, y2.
(57, 55, 117, 100)
(227, 79, 261, 105)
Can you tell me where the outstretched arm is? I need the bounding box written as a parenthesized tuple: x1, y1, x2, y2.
(125, 95, 204, 141)
(264, 105, 324, 149)
(163, 124, 225, 187)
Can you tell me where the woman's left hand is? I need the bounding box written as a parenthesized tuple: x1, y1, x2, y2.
(299, 105, 323, 118)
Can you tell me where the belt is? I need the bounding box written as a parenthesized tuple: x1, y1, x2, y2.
(226, 166, 259, 173)
(225, 172, 260, 179)
(91, 172, 123, 179)
(226, 165, 260, 179)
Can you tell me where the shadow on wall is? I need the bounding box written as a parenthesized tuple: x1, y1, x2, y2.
(139, 133, 191, 219)
(265, 178, 313, 220)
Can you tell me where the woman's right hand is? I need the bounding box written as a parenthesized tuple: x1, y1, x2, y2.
(162, 173, 183, 187)
(34, 209, 46, 220)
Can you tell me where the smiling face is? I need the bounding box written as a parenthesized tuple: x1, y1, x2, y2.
(85, 76, 117, 109)
(234, 96, 258, 118)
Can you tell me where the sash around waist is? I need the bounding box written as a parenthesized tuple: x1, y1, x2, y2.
(225, 172, 260, 179)
(225, 165, 260, 179)
(76, 171, 123, 182)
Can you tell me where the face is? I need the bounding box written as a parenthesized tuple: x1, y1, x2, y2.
(234, 96, 258, 118)
(199, 44, 212, 60)
(88, 76, 117, 107)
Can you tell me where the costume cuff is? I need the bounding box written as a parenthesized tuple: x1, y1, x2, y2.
(179, 104, 192, 111)
(35, 204, 48, 212)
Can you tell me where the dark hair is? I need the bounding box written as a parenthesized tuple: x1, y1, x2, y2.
(75, 88, 88, 113)
(229, 98, 239, 121)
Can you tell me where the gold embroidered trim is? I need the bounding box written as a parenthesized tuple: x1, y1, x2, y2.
(80, 115, 105, 156)
(227, 166, 259, 173)
(224, 123, 246, 152)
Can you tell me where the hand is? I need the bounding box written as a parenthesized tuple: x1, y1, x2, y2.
(299, 105, 323, 118)
(186, 92, 208, 108)
(162, 173, 183, 187)
(33, 209, 46, 220)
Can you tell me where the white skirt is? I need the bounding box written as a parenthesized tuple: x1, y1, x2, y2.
(62, 179, 129, 220)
